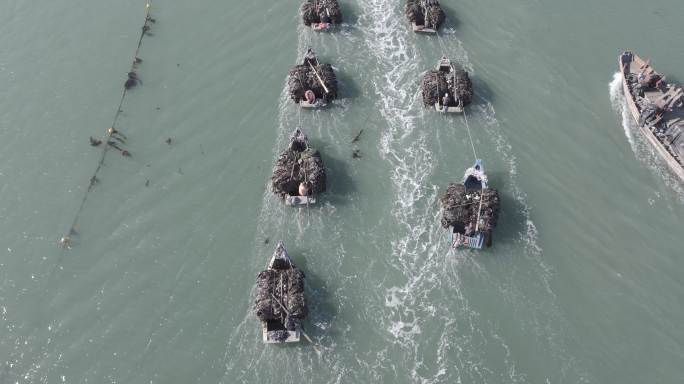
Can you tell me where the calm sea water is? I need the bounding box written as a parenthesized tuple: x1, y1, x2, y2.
(1, 0, 683, 383)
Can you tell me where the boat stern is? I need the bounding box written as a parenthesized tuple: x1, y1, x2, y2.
(434, 103, 464, 113)
(262, 323, 302, 344)
(412, 23, 436, 34)
(285, 195, 316, 206)
(300, 99, 326, 108)
(450, 230, 486, 249)
(312, 22, 333, 31)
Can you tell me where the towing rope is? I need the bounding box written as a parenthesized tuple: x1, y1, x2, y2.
(435, 32, 488, 234)
(60, 1, 155, 250)
(462, 109, 477, 160)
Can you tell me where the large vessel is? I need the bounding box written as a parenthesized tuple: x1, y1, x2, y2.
(619, 51, 684, 181)
(254, 242, 308, 343)
(440, 160, 500, 249)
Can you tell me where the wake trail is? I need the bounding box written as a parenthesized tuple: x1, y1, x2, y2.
(357, 0, 525, 382)
(220, 24, 379, 384)
(357, 1, 590, 382)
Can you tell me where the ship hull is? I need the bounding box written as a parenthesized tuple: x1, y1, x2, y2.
(619, 52, 684, 182)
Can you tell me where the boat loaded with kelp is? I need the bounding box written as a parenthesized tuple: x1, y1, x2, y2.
(254, 242, 308, 343)
(619, 51, 684, 181)
(271, 129, 326, 206)
(440, 160, 500, 249)
(422, 56, 473, 113)
(301, 0, 343, 31)
(405, 0, 445, 34)
(288, 48, 338, 108)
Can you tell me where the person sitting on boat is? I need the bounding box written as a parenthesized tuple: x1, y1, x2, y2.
(464, 222, 476, 236)
(304, 89, 316, 105)
(298, 182, 311, 196)
(442, 93, 450, 112)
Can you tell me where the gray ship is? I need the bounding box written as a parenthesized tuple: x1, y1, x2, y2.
(619, 51, 684, 181)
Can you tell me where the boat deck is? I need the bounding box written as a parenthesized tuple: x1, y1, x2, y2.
(627, 59, 684, 123)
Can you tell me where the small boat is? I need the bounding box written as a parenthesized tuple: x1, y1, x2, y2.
(271, 129, 327, 205)
(619, 51, 684, 181)
(301, 0, 343, 31)
(288, 49, 338, 108)
(440, 160, 500, 250)
(406, 0, 445, 34)
(254, 242, 307, 344)
(421, 56, 473, 113)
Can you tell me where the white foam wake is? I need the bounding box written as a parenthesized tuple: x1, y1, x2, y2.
(355, 1, 541, 382)
(355, 0, 595, 381)
(609, 71, 636, 148)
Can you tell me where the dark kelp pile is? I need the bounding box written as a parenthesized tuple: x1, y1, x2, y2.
(271, 130, 327, 199)
(254, 268, 307, 341)
(301, 0, 343, 26)
(440, 183, 500, 244)
(288, 50, 338, 105)
(406, 0, 445, 31)
(422, 65, 473, 108)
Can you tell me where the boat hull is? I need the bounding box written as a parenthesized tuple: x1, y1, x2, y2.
(285, 195, 316, 206)
(450, 230, 485, 249)
(619, 53, 684, 182)
(311, 23, 333, 32)
(412, 23, 436, 34)
(300, 99, 326, 108)
(262, 323, 301, 344)
(434, 103, 463, 113)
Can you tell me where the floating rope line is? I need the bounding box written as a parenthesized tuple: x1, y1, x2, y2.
(462, 109, 477, 160)
(59, 1, 155, 250)
(435, 32, 488, 234)
(436, 31, 448, 57)
(297, 103, 302, 128)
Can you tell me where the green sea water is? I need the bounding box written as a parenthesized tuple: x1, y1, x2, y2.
(1, 0, 683, 383)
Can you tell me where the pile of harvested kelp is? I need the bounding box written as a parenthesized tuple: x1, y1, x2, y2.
(440, 183, 500, 234)
(422, 67, 473, 108)
(254, 268, 307, 323)
(288, 53, 338, 104)
(301, 0, 343, 25)
(271, 130, 327, 198)
(406, 0, 445, 30)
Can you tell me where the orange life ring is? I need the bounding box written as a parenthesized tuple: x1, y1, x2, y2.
(305, 90, 316, 104)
